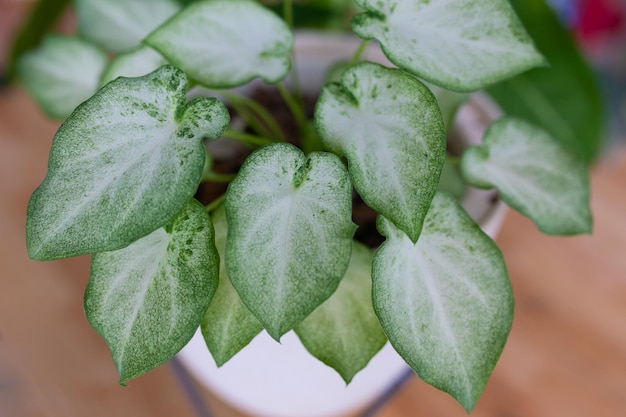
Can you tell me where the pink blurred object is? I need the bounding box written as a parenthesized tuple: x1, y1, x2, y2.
(575, 0, 626, 72)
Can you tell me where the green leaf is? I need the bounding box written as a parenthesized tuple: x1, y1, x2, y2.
(201, 205, 263, 366)
(487, 0, 604, 163)
(145, 0, 293, 89)
(76, 0, 180, 53)
(461, 117, 592, 235)
(85, 199, 219, 383)
(26, 66, 230, 260)
(315, 62, 445, 242)
(18, 35, 107, 119)
(372, 193, 513, 412)
(100, 45, 168, 87)
(351, 0, 546, 92)
(295, 241, 386, 383)
(225, 143, 356, 339)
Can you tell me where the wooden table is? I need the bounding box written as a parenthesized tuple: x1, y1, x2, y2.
(1, 87, 625, 417)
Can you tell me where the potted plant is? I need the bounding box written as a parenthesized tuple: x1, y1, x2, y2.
(16, 0, 596, 415)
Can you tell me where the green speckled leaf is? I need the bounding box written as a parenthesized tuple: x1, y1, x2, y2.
(351, 0, 546, 92)
(26, 66, 230, 260)
(18, 35, 107, 119)
(85, 199, 219, 383)
(146, 0, 293, 89)
(373, 193, 513, 412)
(201, 205, 263, 366)
(225, 143, 356, 340)
(295, 241, 386, 383)
(100, 45, 168, 87)
(315, 62, 445, 242)
(76, 0, 180, 52)
(461, 117, 591, 235)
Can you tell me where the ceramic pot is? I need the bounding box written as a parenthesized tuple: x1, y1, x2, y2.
(176, 32, 507, 417)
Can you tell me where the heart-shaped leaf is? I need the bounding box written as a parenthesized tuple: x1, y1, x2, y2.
(315, 62, 445, 242)
(145, 0, 293, 89)
(100, 45, 168, 87)
(18, 35, 107, 119)
(85, 199, 219, 383)
(351, 0, 546, 92)
(373, 193, 513, 412)
(225, 143, 356, 340)
(26, 66, 230, 260)
(461, 117, 592, 235)
(201, 204, 263, 366)
(76, 0, 180, 52)
(295, 241, 386, 383)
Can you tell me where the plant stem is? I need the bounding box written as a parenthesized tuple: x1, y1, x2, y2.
(223, 129, 276, 147)
(205, 194, 226, 213)
(222, 92, 286, 141)
(283, 0, 293, 28)
(202, 172, 236, 183)
(445, 154, 461, 165)
(348, 40, 370, 67)
(277, 82, 308, 132)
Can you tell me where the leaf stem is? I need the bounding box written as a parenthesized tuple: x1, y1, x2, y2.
(277, 82, 308, 133)
(205, 194, 226, 213)
(222, 91, 286, 141)
(223, 129, 275, 147)
(283, 0, 293, 28)
(348, 40, 370, 67)
(203, 172, 237, 183)
(446, 154, 461, 166)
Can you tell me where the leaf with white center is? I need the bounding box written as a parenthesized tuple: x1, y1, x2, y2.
(18, 35, 107, 119)
(85, 199, 219, 383)
(225, 143, 356, 340)
(315, 62, 445, 242)
(372, 193, 513, 412)
(461, 117, 591, 235)
(145, 0, 293, 89)
(76, 0, 180, 53)
(201, 205, 263, 366)
(351, 0, 547, 92)
(295, 241, 386, 383)
(100, 46, 168, 87)
(26, 66, 230, 260)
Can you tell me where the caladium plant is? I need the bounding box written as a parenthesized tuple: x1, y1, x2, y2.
(18, 0, 595, 412)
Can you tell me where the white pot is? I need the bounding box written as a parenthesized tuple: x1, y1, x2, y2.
(176, 32, 507, 417)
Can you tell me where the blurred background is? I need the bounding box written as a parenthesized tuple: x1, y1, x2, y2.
(0, 0, 625, 416)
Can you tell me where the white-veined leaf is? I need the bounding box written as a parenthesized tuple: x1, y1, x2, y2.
(100, 45, 168, 87)
(315, 62, 445, 242)
(372, 193, 513, 412)
(85, 199, 219, 383)
(295, 241, 386, 383)
(461, 117, 591, 235)
(225, 143, 356, 339)
(201, 204, 263, 366)
(26, 66, 230, 260)
(76, 0, 180, 52)
(18, 35, 107, 119)
(352, 0, 546, 92)
(145, 0, 293, 88)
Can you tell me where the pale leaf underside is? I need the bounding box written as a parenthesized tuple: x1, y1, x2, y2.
(373, 193, 513, 411)
(26, 66, 230, 260)
(225, 143, 356, 340)
(85, 199, 219, 383)
(352, 0, 546, 91)
(461, 117, 592, 235)
(315, 62, 445, 242)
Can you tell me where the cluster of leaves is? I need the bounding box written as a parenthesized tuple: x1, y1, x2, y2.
(20, 0, 593, 412)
